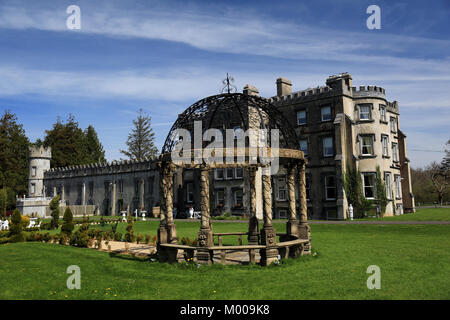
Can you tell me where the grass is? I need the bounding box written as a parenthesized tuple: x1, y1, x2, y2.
(1, 220, 449, 300)
(360, 207, 450, 221)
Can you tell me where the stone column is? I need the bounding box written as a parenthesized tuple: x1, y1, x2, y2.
(286, 163, 299, 238)
(260, 167, 278, 265)
(165, 164, 177, 243)
(247, 165, 259, 245)
(297, 160, 311, 254)
(197, 165, 213, 264)
(111, 181, 116, 216)
(158, 163, 168, 245)
(61, 185, 65, 203)
(158, 162, 177, 244)
(140, 178, 145, 211)
(53, 186, 57, 198)
(82, 182, 86, 205)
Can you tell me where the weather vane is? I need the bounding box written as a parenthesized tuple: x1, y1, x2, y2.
(221, 73, 237, 94)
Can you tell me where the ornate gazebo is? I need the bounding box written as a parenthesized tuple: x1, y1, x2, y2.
(156, 92, 311, 266)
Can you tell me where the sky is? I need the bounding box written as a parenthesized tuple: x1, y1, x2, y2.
(0, 0, 449, 168)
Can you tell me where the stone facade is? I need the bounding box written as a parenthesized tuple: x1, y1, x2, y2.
(18, 73, 414, 219)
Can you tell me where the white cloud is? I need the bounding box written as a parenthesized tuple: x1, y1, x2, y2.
(0, 1, 449, 73)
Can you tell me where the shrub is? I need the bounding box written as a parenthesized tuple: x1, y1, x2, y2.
(70, 222, 90, 247)
(42, 232, 51, 242)
(144, 234, 151, 244)
(61, 207, 74, 235)
(112, 222, 119, 233)
(59, 234, 69, 245)
(114, 232, 122, 241)
(136, 234, 143, 244)
(21, 215, 30, 228)
(24, 227, 40, 232)
(49, 195, 60, 229)
(9, 209, 25, 243)
(40, 222, 52, 230)
(125, 215, 135, 243)
(0, 237, 9, 244)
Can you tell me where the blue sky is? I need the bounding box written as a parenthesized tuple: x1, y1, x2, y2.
(0, 0, 449, 168)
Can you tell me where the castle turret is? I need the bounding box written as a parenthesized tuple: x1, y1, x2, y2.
(28, 146, 51, 198)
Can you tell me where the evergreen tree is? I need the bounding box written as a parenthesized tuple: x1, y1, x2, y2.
(120, 108, 158, 161)
(43, 114, 88, 168)
(9, 208, 24, 242)
(125, 214, 135, 242)
(343, 165, 373, 218)
(49, 195, 60, 230)
(84, 125, 106, 163)
(0, 187, 7, 219)
(375, 166, 389, 216)
(61, 206, 74, 235)
(0, 110, 30, 197)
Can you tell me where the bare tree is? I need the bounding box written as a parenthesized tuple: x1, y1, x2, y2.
(426, 162, 449, 206)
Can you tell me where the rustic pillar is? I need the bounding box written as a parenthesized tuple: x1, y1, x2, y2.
(286, 163, 299, 238)
(247, 165, 259, 245)
(298, 160, 311, 254)
(165, 163, 177, 243)
(260, 167, 278, 265)
(157, 162, 168, 245)
(197, 165, 213, 264)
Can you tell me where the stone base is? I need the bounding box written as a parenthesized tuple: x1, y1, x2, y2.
(286, 219, 299, 238)
(196, 228, 213, 264)
(298, 222, 310, 240)
(166, 222, 178, 244)
(247, 216, 260, 245)
(260, 226, 278, 266)
(298, 222, 311, 255)
(157, 225, 168, 244)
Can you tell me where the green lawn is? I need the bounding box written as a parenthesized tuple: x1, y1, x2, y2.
(360, 207, 450, 221)
(1, 221, 449, 300)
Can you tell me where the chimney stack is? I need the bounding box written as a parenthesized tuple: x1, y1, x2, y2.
(276, 77, 292, 96)
(243, 84, 259, 96)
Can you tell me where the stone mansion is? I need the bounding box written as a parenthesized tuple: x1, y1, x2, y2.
(17, 73, 415, 220)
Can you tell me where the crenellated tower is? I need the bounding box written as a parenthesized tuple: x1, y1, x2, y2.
(28, 146, 51, 198)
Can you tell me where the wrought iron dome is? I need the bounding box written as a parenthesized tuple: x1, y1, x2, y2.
(161, 93, 299, 154)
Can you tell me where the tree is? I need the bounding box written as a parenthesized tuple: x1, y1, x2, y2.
(0, 187, 7, 219)
(120, 108, 158, 161)
(61, 206, 74, 235)
(0, 110, 30, 197)
(125, 214, 135, 242)
(9, 209, 24, 242)
(426, 162, 449, 206)
(375, 166, 389, 216)
(84, 125, 106, 163)
(49, 195, 60, 229)
(443, 140, 450, 171)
